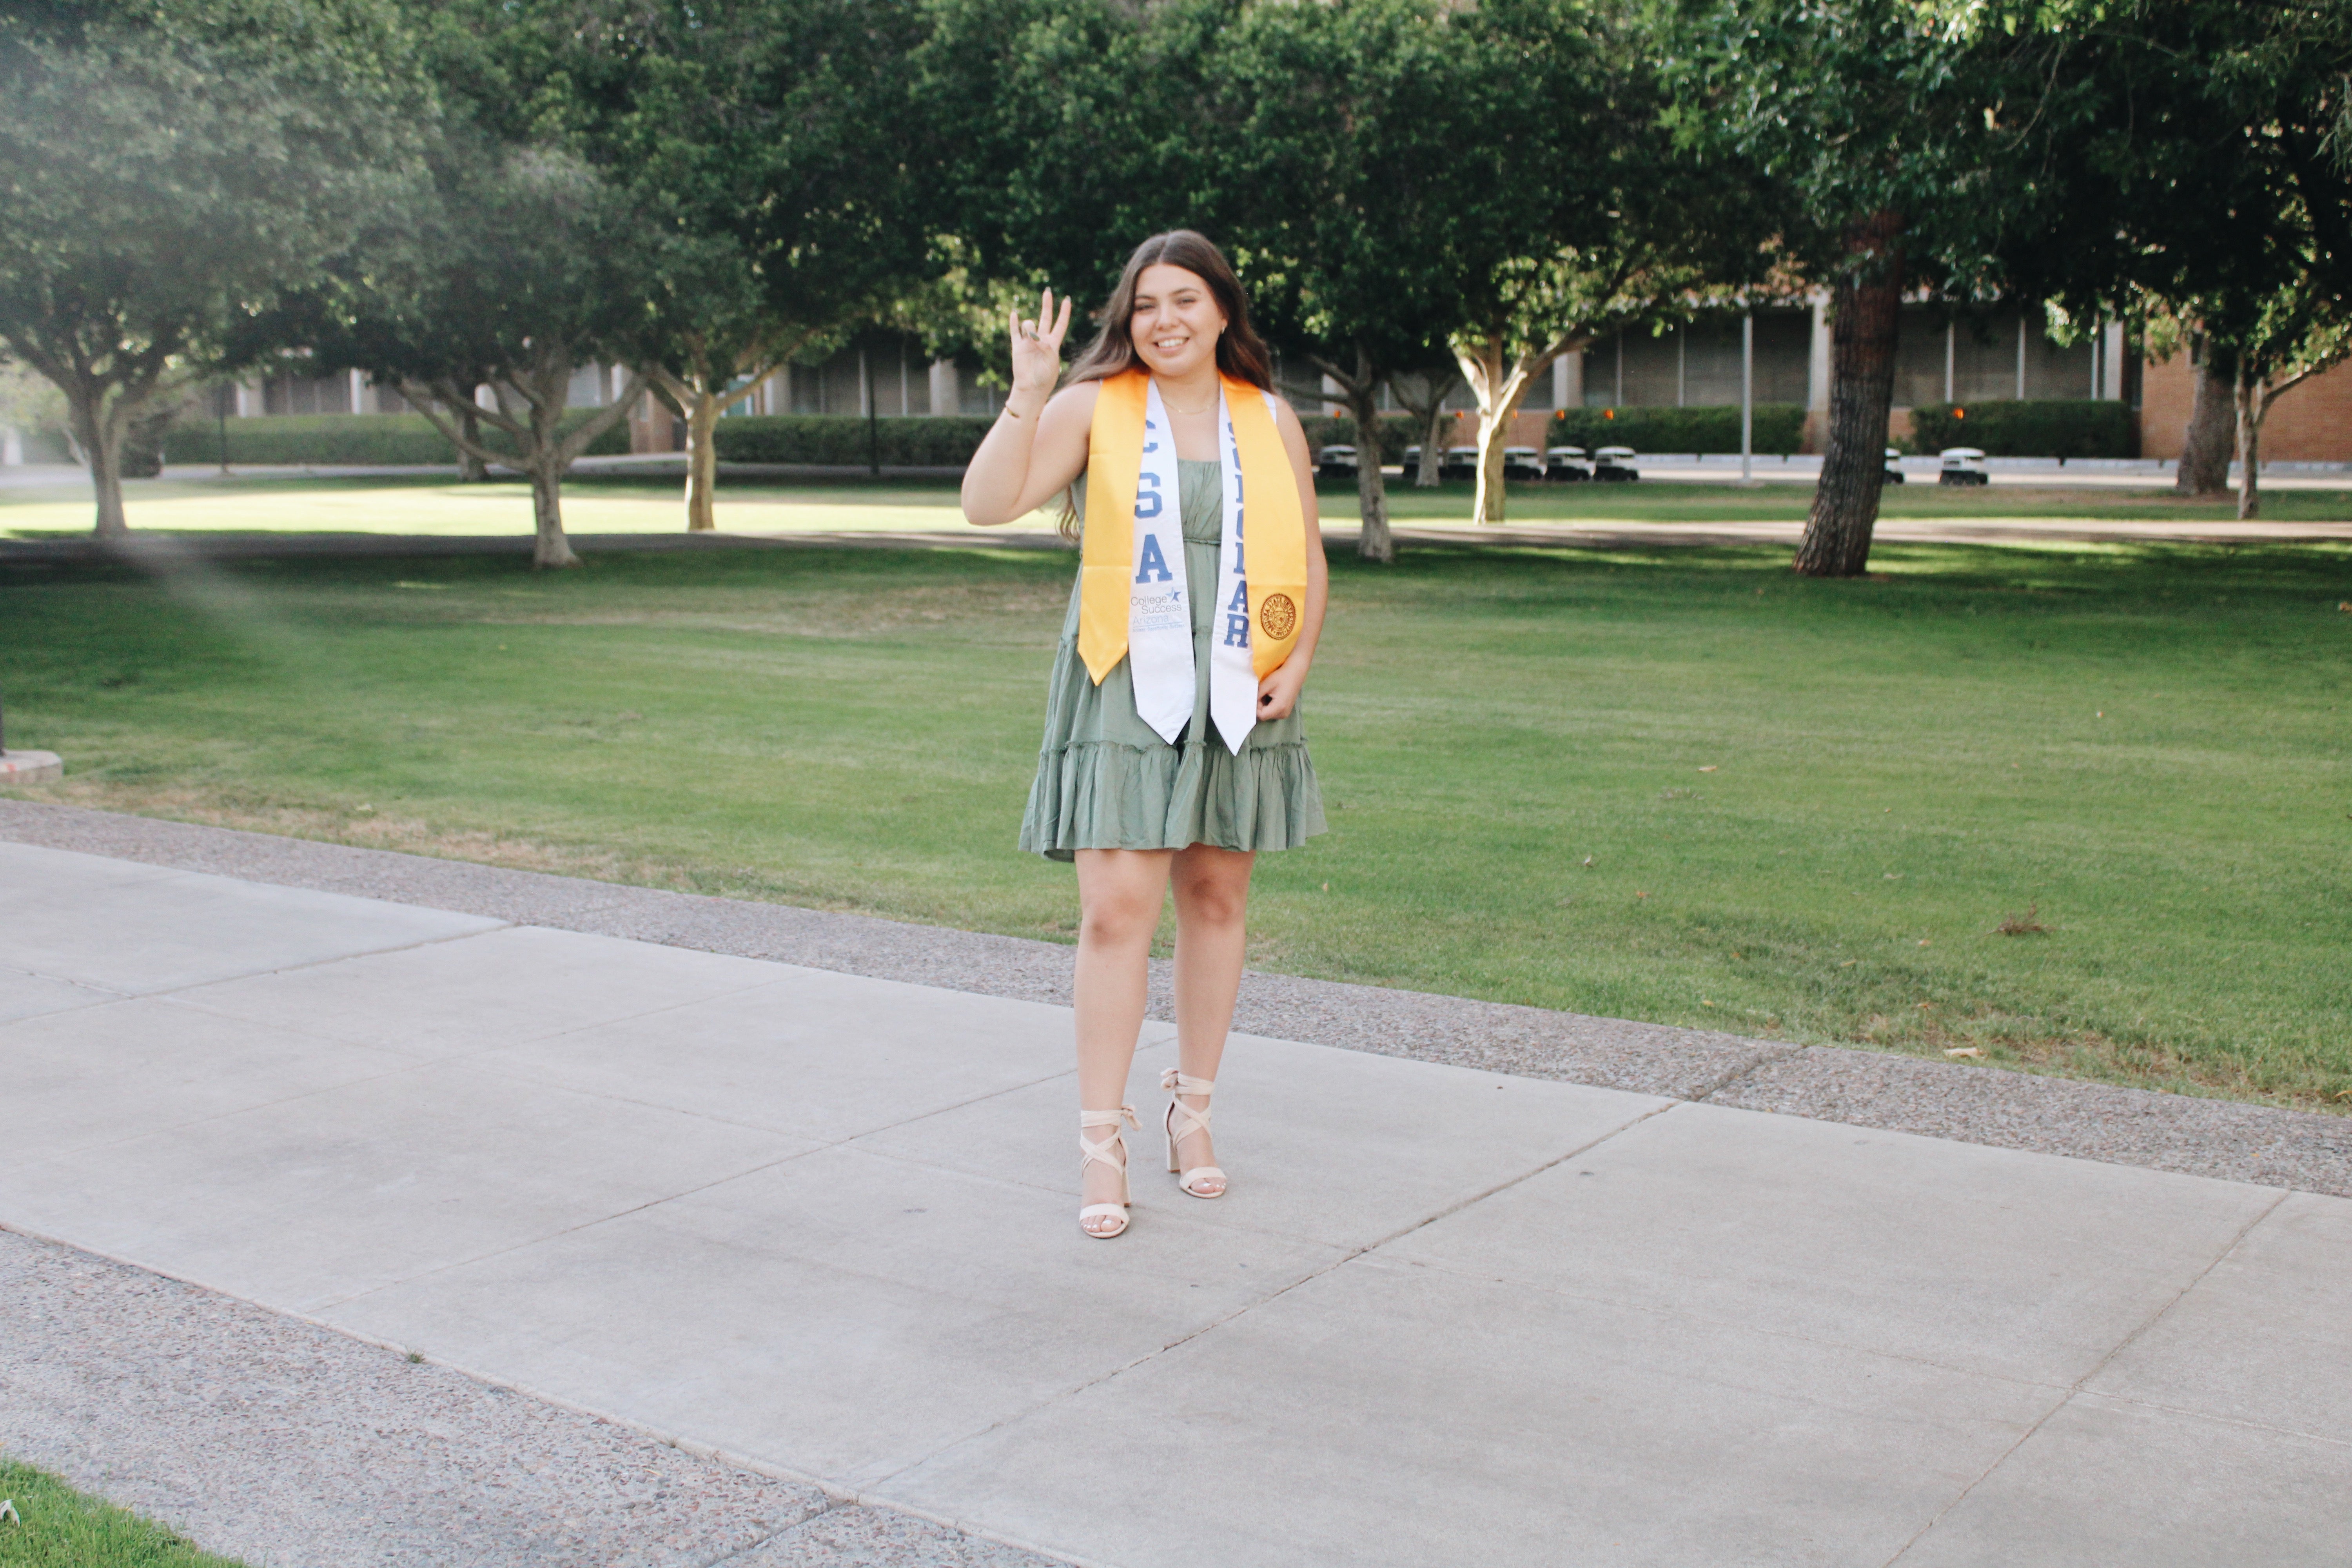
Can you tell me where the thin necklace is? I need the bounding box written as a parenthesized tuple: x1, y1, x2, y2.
(1156, 381, 1216, 416)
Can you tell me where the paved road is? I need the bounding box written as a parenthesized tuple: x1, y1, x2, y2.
(2, 839, 2346, 1566)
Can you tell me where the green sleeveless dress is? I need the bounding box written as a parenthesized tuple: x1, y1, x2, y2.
(1020, 457, 1327, 861)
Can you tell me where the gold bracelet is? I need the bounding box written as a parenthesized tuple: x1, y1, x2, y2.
(999, 405, 1022, 420)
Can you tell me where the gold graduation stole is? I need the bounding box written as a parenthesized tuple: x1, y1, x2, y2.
(1078, 368, 1308, 746)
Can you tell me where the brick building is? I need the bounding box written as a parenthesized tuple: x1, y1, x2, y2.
(2137, 348, 2352, 463)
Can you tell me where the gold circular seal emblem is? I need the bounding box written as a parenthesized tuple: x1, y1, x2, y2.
(1258, 592, 1298, 641)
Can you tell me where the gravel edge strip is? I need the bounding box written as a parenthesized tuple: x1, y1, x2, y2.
(0, 1227, 1067, 1568)
(4, 796, 2344, 1198)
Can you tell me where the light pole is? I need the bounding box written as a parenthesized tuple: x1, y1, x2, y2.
(1739, 309, 1754, 485)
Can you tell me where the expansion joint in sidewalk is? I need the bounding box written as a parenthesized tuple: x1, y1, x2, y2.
(1876, 1187, 2294, 1566)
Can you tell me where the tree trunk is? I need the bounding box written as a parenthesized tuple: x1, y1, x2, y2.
(1455, 334, 1541, 527)
(67, 386, 129, 539)
(684, 392, 722, 532)
(530, 459, 580, 568)
(457, 406, 490, 482)
(1794, 211, 1904, 578)
(1471, 417, 1508, 524)
(2232, 365, 2261, 521)
(1472, 400, 1531, 526)
(1417, 400, 1446, 487)
(1390, 367, 1459, 488)
(2174, 348, 2233, 496)
(1345, 383, 1393, 564)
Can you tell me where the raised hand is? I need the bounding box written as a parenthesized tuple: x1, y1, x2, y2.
(1007, 287, 1073, 408)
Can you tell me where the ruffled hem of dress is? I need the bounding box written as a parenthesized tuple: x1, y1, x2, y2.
(1019, 736, 1327, 861)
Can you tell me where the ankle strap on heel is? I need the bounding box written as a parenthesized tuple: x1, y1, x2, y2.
(1161, 1069, 1224, 1198)
(1080, 1106, 1138, 1171)
(1162, 1071, 1214, 1136)
(1162, 1069, 1215, 1139)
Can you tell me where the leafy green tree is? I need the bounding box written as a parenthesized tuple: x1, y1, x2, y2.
(312, 134, 652, 568)
(1203, 0, 1498, 558)
(518, 0, 935, 533)
(1668, 0, 2087, 575)
(1442, 0, 1771, 527)
(916, 0, 1217, 309)
(0, 0, 426, 536)
(2022, 1, 2352, 517)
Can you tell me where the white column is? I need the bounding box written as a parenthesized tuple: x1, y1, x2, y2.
(1675, 326, 1686, 407)
(1552, 355, 1570, 410)
(1, 427, 21, 466)
(899, 344, 911, 416)
(348, 368, 367, 415)
(2100, 320, 2126, 400)
(1944, 321, 1955, 404)
(235, 380, 260, 418)
(1807, 296, 1831, 412)
(927, 359, 958, 417)
(858, 348, 870, 417)
(2015, 313, 2028, 400)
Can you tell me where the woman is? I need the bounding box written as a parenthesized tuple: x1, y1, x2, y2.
(961, 231, 1329, 1240)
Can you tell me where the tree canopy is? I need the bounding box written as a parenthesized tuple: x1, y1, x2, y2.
(0, 0, 430, 534)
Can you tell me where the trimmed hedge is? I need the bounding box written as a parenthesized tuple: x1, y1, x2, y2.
(712, 414, 998, 466)
(159, 411, 630, 467)
(1541, 403, 1808, 456)
(1908, 400, 2137, 459)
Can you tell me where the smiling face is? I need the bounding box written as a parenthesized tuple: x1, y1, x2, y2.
(1129, 263, 1228, 382)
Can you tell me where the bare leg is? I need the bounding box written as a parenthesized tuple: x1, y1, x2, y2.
(1166, 844, 1255, 1193)
(1073, 848, 1172, 1234)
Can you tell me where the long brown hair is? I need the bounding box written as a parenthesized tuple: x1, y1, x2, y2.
(1065, 230, 1275, 390)
(1057, 232, 1274, 538)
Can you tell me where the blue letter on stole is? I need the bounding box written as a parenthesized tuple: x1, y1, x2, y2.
(1135, 533, 1172, 584)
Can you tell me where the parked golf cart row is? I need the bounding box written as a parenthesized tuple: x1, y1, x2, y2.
(1312, 442, 1990, 486)
(1314, 445, 1641, 482)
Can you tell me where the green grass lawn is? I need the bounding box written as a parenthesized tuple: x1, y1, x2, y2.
(0, 1460, 245, 1567)
(4, 468, 2350, 539)
(3, 527, 2348, 1109)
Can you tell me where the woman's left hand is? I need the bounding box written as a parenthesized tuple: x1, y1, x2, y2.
(1256, 660, 1309, 722)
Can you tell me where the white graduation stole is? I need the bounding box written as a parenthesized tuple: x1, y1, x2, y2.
(1126, 379, 1193, 744)
(1125, 380, 1276, 755)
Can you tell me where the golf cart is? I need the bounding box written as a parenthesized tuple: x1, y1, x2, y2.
(1592, 445, 1640, 482)
(1316, 444, 1358, 481)
(1884, 447, 1907, 485)
(1937, 447, 1989, 486)
(1502, 446, 1546, 481)
(1441, 446, 1481, 481)
(1544, 445, 1593, 481)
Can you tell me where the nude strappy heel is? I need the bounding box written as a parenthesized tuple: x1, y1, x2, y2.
(1161, 1068, 1226, 1199)
(1078, 1106, 1138, 1239)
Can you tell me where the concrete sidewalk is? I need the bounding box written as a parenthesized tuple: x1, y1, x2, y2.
(2, 838, 2347, 1566)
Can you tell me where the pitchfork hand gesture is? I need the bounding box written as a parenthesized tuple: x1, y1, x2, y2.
(1007, 289, 1073, 412)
